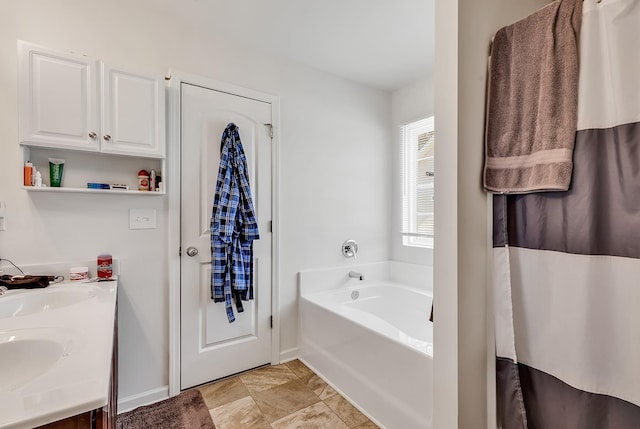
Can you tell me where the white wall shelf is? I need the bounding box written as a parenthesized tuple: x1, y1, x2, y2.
(22, 186, 165, 196)
(22, 141, 165, 194)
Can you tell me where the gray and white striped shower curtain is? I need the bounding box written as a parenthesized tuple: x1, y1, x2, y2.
(493, 0, 640, 427)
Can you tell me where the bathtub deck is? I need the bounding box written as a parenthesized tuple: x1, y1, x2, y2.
(197, 360, 379, 429)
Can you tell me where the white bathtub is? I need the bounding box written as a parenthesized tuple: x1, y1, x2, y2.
(298, 262, 433, 429)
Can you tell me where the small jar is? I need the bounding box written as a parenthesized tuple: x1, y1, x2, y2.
(138, 169, 150, 191)
(70, 266, 89, 282)
(97, 254, 113, 279)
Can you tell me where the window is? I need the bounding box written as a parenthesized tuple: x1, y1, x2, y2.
(401, 117, 434, 248)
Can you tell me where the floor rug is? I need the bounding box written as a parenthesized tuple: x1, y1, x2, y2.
(116, 390, 215, 429)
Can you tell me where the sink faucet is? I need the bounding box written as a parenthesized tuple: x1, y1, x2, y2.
(348, 271, 364, 281)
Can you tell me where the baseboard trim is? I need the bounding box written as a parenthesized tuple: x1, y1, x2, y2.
(279, 347, 298, 363)
(117, 386, 169, 414)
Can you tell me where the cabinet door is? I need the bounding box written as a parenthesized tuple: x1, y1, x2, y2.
(18, 41, 99, 151)
(101, 64, 165, 158)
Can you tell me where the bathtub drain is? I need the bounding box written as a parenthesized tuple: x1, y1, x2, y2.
(351, 290, 359, 300)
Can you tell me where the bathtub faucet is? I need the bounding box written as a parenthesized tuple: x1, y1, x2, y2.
(348, 271, 364, 281)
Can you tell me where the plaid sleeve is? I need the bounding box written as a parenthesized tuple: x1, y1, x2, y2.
(211, 142, 239, 243)
(211, 132, 239, 322)
(233, 132, 260, 242)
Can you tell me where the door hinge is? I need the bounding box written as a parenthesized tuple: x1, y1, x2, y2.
(264, 123, 273, 139)
(270, 315, 273, 329)
(268, 220, 272, 233)
(178, 246, 182, 256)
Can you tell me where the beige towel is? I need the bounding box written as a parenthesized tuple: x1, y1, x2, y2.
(483, 0, 582, 194)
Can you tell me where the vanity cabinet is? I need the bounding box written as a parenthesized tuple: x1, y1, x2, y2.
(19, 41, 165, 158)
(34, 289, 118, 429)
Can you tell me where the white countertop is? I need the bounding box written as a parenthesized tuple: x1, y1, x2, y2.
(0, 280, 118, 429)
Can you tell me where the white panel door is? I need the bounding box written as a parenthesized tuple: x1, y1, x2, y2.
(101, 64, 165, 158)
(18, 41, 99, 150)
(180, 83, 272, 389)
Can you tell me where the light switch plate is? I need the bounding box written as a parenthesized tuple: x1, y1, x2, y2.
(129, 209, 157, 230)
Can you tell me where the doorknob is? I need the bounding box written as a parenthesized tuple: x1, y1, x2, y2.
(186, 247, 199, 257)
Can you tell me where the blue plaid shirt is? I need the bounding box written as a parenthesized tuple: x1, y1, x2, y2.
(211, 123, 260, 323)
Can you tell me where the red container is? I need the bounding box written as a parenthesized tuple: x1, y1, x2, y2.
(138, 169, 150, 191)
(97, 254, 113, 279)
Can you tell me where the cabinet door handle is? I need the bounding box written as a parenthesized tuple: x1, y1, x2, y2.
(89, 132, 97, 139)
(104, 134, 111, 141)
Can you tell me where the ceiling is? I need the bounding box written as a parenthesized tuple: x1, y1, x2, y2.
(162, 0, 435, 92)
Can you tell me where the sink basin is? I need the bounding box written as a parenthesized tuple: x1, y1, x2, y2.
(0, 329, 71, 391)
(0, 287, 97, 319)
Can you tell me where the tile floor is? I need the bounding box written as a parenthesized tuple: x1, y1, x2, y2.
(197, 360, 380, 429)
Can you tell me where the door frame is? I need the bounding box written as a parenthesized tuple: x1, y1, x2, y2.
(166, 71, 281, 396)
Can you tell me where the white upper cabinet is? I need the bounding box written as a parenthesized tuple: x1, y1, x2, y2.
(18, 41, 99, 151)
(18, 41, 165, 158)
(101, 64, 165, 158)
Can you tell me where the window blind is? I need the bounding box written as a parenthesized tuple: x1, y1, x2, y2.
(401, 117, 434, 248)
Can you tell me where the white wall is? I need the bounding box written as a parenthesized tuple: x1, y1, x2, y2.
(0, 0, 391, 403)
(433, 0, 551, 428)
(391, 76, 435, 266)
(278, 64, 392, 359)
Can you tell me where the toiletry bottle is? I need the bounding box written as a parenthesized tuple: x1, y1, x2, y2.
(150, 170, 156, 192)
(24, 161, 33, 186)
(34, 171, 42, 187)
